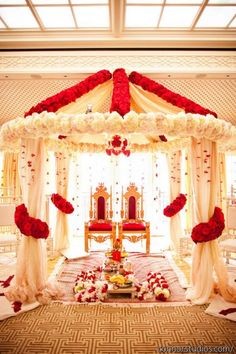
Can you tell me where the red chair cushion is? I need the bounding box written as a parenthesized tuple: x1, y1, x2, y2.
(97, 196, 105, 220)
(89, 222, 112, 231)
(128, 196, 136, 220)
(123, 222, 146, 231)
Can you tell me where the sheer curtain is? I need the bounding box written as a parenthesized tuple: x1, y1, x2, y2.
(67, 152, 169, 248)
(54, 152, 71, 252)
(166, 150, 184, 251)
(2, 152, 21, 196)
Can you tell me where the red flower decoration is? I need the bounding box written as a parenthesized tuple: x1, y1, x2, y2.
(129, 71, 217, 117)
(12, 301, 22, 313)
(0, 275, 14, 288)
(15, 204, 49, 239)
(110, 68, 130, 116)
(163, 194, 187, 217)
(191, 207, 225, 244)
(51, 193, 74, 214)
(24, 70, 112, 117)
(106, 135, 131, 157)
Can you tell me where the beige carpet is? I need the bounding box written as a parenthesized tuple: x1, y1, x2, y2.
(0, 303, 235, 354)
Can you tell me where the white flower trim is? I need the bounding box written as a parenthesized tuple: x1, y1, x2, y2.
(1, 111, 236, 152)
(45, 137, 191, 154)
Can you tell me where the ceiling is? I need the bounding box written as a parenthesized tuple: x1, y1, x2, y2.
(0, 0, 236, 49)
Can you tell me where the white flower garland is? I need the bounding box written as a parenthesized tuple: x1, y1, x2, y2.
(1, 111, 236, 152)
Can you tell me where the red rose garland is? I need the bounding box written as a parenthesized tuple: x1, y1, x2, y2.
(191, 207, 225, 244)
(15, 204, 49, 239)
(24, 70, 112, 117)
(163, 193, 187, 217)
(110, 68, 130, 116)
(129, 71, 217, 118)
(51, 193, 74, 214)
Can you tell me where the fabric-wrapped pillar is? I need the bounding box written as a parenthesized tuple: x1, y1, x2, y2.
(5, 139, 53, 303)
(54, 152, 70, 252)
(186, 138, 236, 304)
(167, 150, 183, 252)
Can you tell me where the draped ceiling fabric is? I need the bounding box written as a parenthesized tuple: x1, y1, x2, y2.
(5, 138, 63, 304)
(186, 138, 236, 304)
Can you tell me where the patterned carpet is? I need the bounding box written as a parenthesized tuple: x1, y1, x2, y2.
(0, 303, 235, 354)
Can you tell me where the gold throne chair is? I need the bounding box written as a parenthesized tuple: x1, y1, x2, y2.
(118, 183, 150, 254)
(84, 183, 116, 252)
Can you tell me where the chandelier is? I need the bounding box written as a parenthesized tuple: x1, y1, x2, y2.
(106, 135, 130, 157)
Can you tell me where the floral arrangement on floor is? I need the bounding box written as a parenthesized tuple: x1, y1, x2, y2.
(135, 271, 171, 301)
(73, 270, 108, 303)
(106, 135, 130, 157)
(24, 70, 112, 116)
(110, 68, 130, 116)
(191, 206, 225, 243)
(15, 204, 49, 239)
(51, 193, 74, 214)
(129, 71, 217, 117)
(163, 193, 187, 217)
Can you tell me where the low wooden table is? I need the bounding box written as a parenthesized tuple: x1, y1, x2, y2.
(107, 284, 136, 299)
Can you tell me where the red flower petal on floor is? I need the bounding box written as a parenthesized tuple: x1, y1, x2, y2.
(12, 301, 22, 313)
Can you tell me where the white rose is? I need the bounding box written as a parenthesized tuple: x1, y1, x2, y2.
(91, 113, 106, 133)
(123, 111, 139, 132)
(162, 288, 170, 298)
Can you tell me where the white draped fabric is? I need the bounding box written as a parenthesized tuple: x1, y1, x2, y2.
(5, 138, 63, 304)
(54, 152, 70, 252)
(167, 150, 183, 251)
(129, 83, 182, 114)
(186, 138, 236, 304)
(57, 80, 112, 114)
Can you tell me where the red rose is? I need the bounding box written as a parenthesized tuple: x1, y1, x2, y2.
(163, 194, 186, 217)
(14, 204, 49, 239)
(111, 135, 122, 148)
(51, 193, 74, 214)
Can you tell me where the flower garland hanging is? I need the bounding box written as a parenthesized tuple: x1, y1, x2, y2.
(191, 207, 225, 244)
(163, 193, 187, 217)
(106, 135, 131, 157)
(51, 193, 74, 214)
(15, 204, 49, 239)
(110, 68, 130, 116)
(24, 70, 112, 117)
(129, 71, 217, 118)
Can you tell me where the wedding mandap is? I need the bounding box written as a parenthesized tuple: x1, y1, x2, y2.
(0, 68, 236, 308)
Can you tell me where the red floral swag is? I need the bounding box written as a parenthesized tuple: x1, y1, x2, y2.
(110, 68, 130, 116)
(15, 204, 49, 239)
(51, 193, 74, 214)
(163, 193, 187, 217)
(191, 207, 225, 244)
(24, 70, 112, 117)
